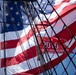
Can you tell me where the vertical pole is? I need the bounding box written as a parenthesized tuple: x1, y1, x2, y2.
(3, 0, 7, 75)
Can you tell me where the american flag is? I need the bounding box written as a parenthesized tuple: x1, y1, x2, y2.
(0, 0, 76, 75)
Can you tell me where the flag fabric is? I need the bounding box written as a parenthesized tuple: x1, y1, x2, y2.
(0, 0, 76, 75)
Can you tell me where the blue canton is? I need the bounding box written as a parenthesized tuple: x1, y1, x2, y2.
(0, 1, 24, 33)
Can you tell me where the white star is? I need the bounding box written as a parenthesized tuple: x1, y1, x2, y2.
(22, 16, 24, 19)
(17, 22, 20, 26)
(5, 13, 8, 16)
(42, 1, 45, 4)
(11, 17, 14, 21)
(6, 24, 10, 27)
(35, 5, 38, 8)
(20, 6, 23, 9)
(26, 20, 29, 23)
(4, 2, 7, 6)
(10, 7, 13, 10)
(16, 12, 19, 15)
(14, 1, 17, 4)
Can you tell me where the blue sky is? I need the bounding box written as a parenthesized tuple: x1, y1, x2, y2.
(40, 48, 76, 75)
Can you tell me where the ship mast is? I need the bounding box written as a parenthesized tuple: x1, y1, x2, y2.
(3, 1, 7, 75)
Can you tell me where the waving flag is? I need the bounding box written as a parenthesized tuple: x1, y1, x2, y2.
(0, 0, 76, 75)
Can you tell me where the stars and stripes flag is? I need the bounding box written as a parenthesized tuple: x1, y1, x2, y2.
(0, 0, 76, 75)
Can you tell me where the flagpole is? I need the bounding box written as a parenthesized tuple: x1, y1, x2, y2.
(3, 0, 7, 75)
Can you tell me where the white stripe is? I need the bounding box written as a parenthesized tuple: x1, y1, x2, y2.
(0, 9, 76, 59)
(54, 0, 76, 5)
(70, 0, 76, 3)
(50, 3, 70, 18)
(0, 36, 36, 59)
(0, 25, 32, 42)
(53, 0, 76, 19)
(48, 2, 75, 19)
(54, 0, 63, 5)
(0, 53, 62, 75)
(39, 10, 76, 37)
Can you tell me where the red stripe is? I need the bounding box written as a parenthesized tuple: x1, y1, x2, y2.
(55, 21, 76, 41)
(0, 4, 75, 50)
(53, 0, 70, 10)
(46, 4, 76, 24)
(1, 46, 37, 67)
(14, 41, 76, 75)
(1, 21, 76, 67)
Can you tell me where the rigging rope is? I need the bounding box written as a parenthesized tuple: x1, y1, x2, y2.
(2, 0, 76, 75)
